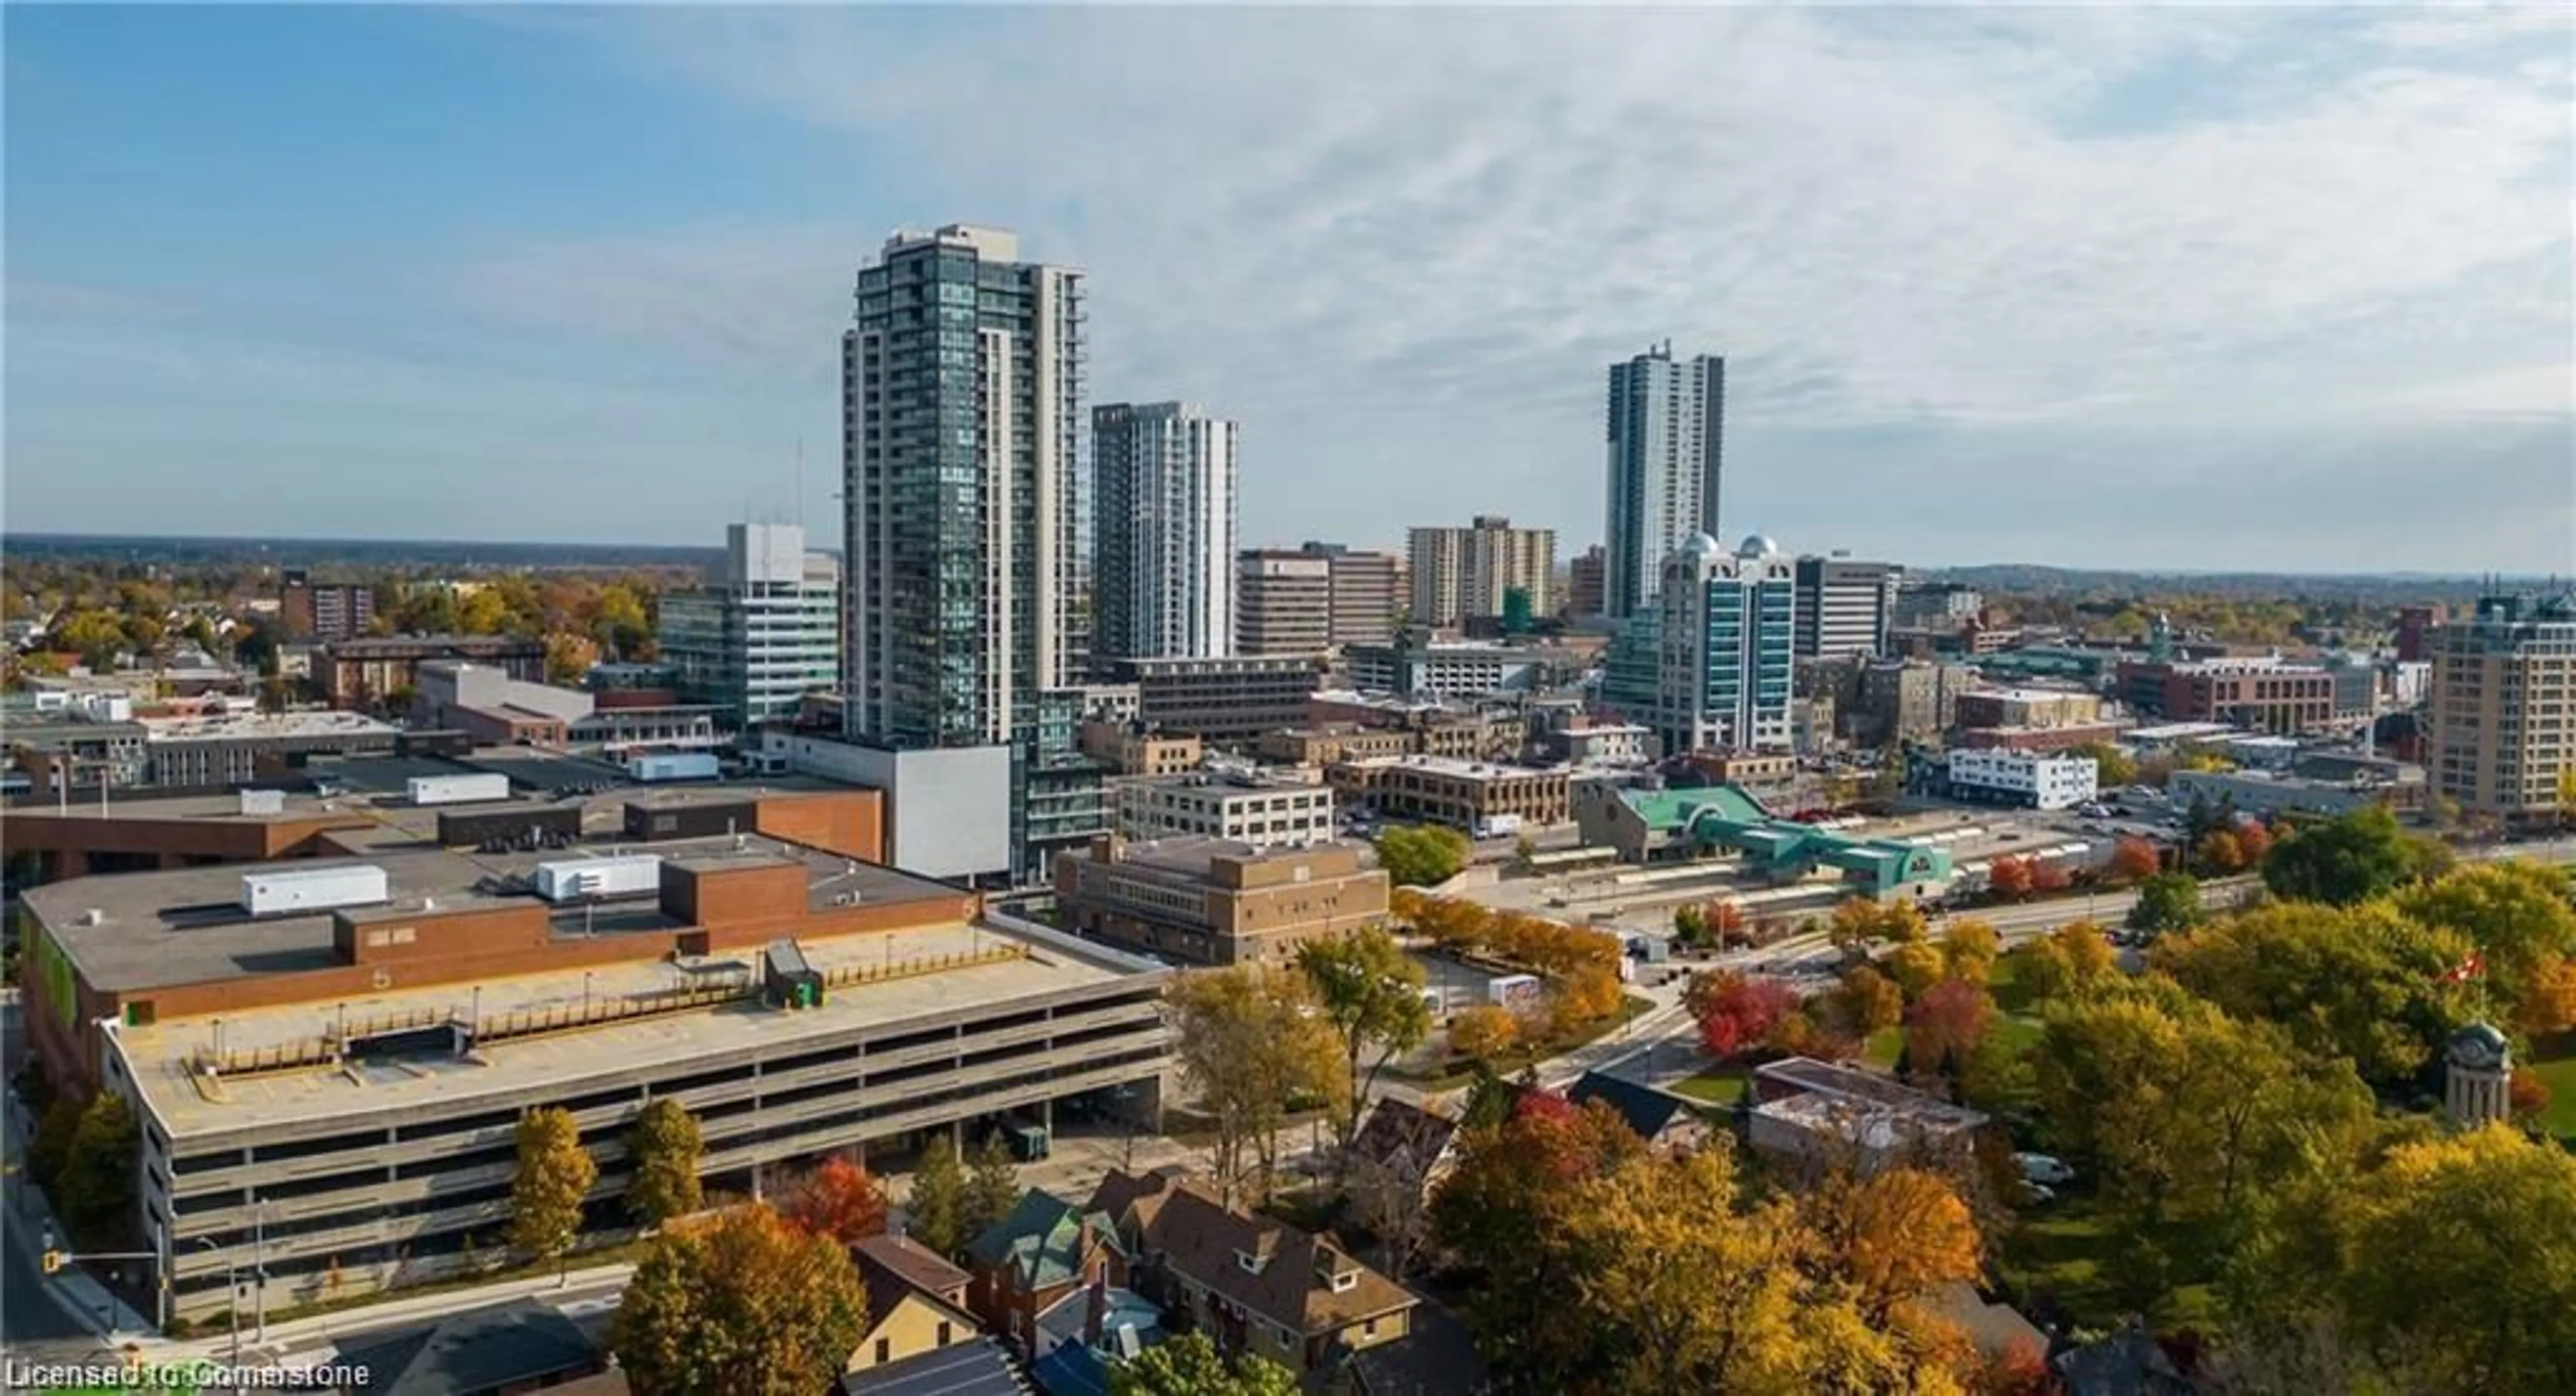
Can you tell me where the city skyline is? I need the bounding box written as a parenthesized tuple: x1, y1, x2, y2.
(6, 6, 2571, 572)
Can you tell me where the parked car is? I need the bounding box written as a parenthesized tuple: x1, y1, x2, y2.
(2023, 1183, 2058, 1205)
(2017, 1152, 2077, 1186)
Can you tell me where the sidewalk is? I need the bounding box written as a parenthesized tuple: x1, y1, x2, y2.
(3, 1095, 160, 1345)
(151, 1260, 638, 1361)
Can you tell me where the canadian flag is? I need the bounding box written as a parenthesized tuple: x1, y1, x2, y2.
(2440, 953, 2486, 985)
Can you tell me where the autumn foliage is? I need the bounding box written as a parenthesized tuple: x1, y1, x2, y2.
(1685, 969, 1801, 1060)
(2109, 835, 2163, 883)
(1986, 855, 2033, 901)
(780, 1157, 889, 1246)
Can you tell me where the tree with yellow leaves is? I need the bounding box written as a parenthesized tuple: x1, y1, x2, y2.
(1804, 1167, 1984, 1324)
(1939, 920, 2000, 986)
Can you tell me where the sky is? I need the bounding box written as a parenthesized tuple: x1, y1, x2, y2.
(5, 4, 2571, 573)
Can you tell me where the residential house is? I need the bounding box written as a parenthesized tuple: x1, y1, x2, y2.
(964, 1190, 1130, 1358)
(1342, 1099, 1463, 1277)
(849, 1234, 983, 1377)
(1566, 1071, 1714, 1154)
(1024, 1271, 1169, 1396)
(1088, 1168, 1418, 1383)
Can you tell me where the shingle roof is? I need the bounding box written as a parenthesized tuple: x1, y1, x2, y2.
(1087, 1170, 1417, 1337)
(336, 1298, 600, 1396)
(1566, 1071, 1696, 1143)
(857, 1232, 974, 1305)
(1346, 1099, 1460, 1183)
(964, 1189, 1124, 1293)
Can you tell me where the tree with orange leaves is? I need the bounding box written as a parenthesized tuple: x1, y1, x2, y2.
(1986, 855, 2033, 901)
(1807, 1166, 1984, 1324)
(2196, 828, 2247, 873)
(610, 1203, 869, 1396)
(781, 1155, 888, 1246)
(2109, 835, 2163, 883)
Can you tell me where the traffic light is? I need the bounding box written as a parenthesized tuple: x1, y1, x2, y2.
(41, 1250, 65, 1275)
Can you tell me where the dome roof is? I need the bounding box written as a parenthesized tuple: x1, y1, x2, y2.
(2447, 1021, 2510, 1069)
(1675, 532, 1726, 560)
(1737, 533, 1780, 559)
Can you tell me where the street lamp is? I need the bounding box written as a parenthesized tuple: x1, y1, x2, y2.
(195, 1237, 241, 1367)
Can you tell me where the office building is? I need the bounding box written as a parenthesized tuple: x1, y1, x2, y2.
(1076, 721, 1204, 777)
(22, 811, 1171, 1322)
(1115, 770, 1336, 849)
(1110, 655, 1322, 745)
(278, 570, 374, 643)
(1604, 345, 1725, 619)
(1093, 403, 1239, 663)
(1792, 556, 1900, 659)
(1053, 835, 1389, 967)
(1892, 580, 1983, 630)
(2116, 657, 2334, 734)
(1344, 632, 1585, 700)
(659, 523, 841, 727)
(1328, 753, 1572, 833)
(1406, 517, 1555, 627)
(1236, 550, 1332, 656)
(1566, 545, 1607, 619)
(2396, 604, 2438, 664)
(1605, 534, 1794, 755)
(1952, 688, 2104, 731)
(1320, 545, 1404, 647)
(2427, 591, 2576, 827)
(1944, 749, 2099, 810)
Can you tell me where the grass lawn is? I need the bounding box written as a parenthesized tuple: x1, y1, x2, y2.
(1989, 948, 2039, 1015)
(2531, 1039, 2576, 1142)
(1863, 1026, 1903, 1069)
(1672, 1071, 1746, 1105)
(1998, 1188, 2215, 1334)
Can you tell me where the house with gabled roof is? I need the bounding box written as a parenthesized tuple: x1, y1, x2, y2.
(1087, 1168, 1419, 1384)
(963, 1188, 1131, 1358)
(1566, 1070, 1713, 1153)
(846, 1232, 985, 1381)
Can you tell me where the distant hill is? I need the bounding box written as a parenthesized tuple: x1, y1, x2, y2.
(2, 532, 737, 572)
(1919, 564, 2522, 604)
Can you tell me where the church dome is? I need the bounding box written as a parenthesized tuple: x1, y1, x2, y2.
(1675, 532, 1725, 560)
(1737, 533, 1780, 559)
(2447, 1022, 2510, 1070)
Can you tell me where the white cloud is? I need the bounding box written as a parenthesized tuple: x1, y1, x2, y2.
(451, 5, 2571, 567)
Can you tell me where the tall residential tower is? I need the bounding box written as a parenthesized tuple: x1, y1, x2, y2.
(1093, 402, 1239, 662)
(842, 224, 1085, 749)
(1407, 516, 1556, 627)
(1605, 345, 1726, 619)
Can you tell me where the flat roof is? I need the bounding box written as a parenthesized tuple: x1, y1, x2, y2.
(119, 914, 1148, 1136)
(138, 710, 400, 744)
(1108, 835, 1368, 879)
(25, 835, 962, 995)
(1340, 754, 1568, 780)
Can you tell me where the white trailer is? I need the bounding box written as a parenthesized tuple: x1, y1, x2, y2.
(535, 854, 665, 903)
(1486, 973, 1542, 1009)
(628, 753, 720, 784)
(241, 865, 390, 917)
(408, 772, 512, 806)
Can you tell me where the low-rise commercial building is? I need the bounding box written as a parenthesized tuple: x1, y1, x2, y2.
(1951, 687, 2104, 731)
(1077, 722, 1205, 777)
(1053, 835, 1389, 967)
(2117, 658, 2334, 735)
(1542, 721, 1652, 766)
(1255, 724, 1417, 767)
(321, 635, 547, 708)
(1944, 749, 2098, 810)
(136, 709, 400, 790)
(23, 833, 1172, 1324)
(1748, 1057, 1987, 1177)
(1953, 720, 2131, 754)
(413, 659, 595, 747)
(2169, 766, 2424, 820)
(1328, 754, 1571, 832)
(1849, 658, 1978, 747)
(1115, 771, 1336, 849)
(1344, 635, 1580, 700)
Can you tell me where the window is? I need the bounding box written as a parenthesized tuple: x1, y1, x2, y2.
(875, 1338, 890, 1365)
(936, 1321, 953, 1346)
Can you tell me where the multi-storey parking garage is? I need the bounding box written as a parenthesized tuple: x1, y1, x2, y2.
(21, 835, 1173, 1324)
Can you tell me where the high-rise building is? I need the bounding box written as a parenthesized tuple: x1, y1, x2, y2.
(1093, 402, 1238, 662)
(1792, 556, 1900, 659)
(2428, 591, 2576, 828)
(1237, 549, 1332, 656)
(659, 523, 841, 726)
(1605, 533, 1794, 755)
(1567, 545, 1607, 618)
(1407, 516, 1556, 627)
(1604, 345, 1725, 619)
(842, 223, 1085, 751)
(278, 569, 374, 642)
(1317, 543, 1402, 647)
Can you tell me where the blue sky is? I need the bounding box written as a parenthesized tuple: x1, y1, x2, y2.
(7, 5, 2571, 571)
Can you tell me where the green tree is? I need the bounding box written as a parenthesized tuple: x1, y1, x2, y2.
(2152, 900, 2475, 1085)
(26, 1097, 81, 1189)
(1373, 824, 1470, 887)
(1295, 926, 1433, 1150)
(511, 1106, 598, 1276)
(2126, 871, 2204, 938)
(906, 1134, 969, 1257)
(1167, 964, 1349, 1205)
(2261, 805, 2434, 906)
(965, 1132, 1022, 1243)
(2395, 861, 2576, 1012)
(2074, 741, 2138, 789)
(54, 1091, 137, 1239)
(50, 609, 129, 668)
(610, 1203, 871, 1396)
(1110, 1331, 1299, 1396)
(590, 583, 653, 659)
(625, 1098, 703, 1228)
(455, 587, 513, 635)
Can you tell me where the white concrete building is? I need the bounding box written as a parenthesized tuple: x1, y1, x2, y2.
(1115, 770, 1336, 849)
(1094, 402, 1240, 663)
(1945, 749, 2098, 810)
(1605, 345, 1725, 619)
(659, 523, 842, 725)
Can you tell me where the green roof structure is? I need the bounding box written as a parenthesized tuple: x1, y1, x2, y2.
(1615, 786, 1952, 898)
